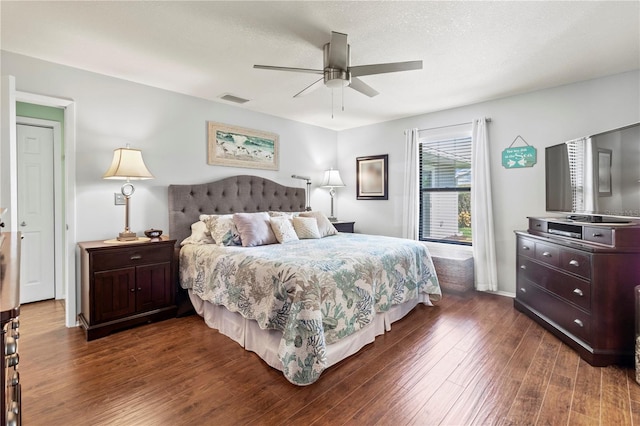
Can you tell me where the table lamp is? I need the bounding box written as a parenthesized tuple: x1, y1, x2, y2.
(321, 168, 345, 221)
(103, 145, 154, 241)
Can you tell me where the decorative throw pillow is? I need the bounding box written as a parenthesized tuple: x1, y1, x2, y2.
(300, 211, 338, 237)
(211, 215, 242, 247)
(233, 212, 277, 247)
(269, 216, 299, 243)
(268, 211, 304, 218)
(292, 216, 321, 239)
(180, 220, 215, 246)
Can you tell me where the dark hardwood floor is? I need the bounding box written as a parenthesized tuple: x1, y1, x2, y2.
(17, 292, 640, 425)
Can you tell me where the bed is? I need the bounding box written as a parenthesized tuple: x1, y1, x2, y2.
(168, 175, 441, 385)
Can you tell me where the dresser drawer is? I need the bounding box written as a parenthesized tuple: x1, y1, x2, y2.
(583, 227, 613, 246)
(518, 238, 535, 259)
(518, 257, 591, 311)
(560, 249, 591, 279)
(91, 245, 172, 271)
(529, 218, 548, 233)
(517, 278, 591, 345)
(534, 242, 560, 267)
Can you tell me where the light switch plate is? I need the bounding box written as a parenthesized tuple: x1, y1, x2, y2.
(114, 193, 126, 205)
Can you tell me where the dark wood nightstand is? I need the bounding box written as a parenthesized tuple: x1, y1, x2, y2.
(332, 221, 355, 233)
(78, 237, 177, 340)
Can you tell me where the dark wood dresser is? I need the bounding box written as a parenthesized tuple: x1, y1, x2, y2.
(1, 231, 21, 426)
(514, 217, 640, 366)
(78, 237, 177, 340)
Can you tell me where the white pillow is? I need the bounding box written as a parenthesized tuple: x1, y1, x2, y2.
(292, 216, 321, 239)
(270, 216, 299, 243)
(180, 221, 215, 246)
(299, 211, 338, 237)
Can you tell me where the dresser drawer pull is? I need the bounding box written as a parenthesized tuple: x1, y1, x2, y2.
(520, 265, 526, 270)
(130, 254, 142, 260)
(542, 252, 552, 257)
(569, 260, 580, 267)
(519, 287, 527, 293)
(592, 232, 603, 238)
(574, 319, 584, 327)
(573, 288, 584, 297)
(522, 246, 530, 250)
(130, 288, 136, 292)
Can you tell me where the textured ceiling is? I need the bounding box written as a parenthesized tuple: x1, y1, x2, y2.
(1, 1, 638, 131)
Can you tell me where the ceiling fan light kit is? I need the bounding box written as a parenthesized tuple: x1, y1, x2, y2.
(254, 31, 422, 101)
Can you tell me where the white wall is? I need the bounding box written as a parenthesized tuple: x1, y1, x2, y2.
(337, 70, 640, 295)
(1, 51, 338, 243)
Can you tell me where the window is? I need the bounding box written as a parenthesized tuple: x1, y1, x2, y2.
(419, 128, 472, 245)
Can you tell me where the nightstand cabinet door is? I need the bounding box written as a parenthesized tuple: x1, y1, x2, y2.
(136, 262, 172, 312)
(93, 268, 136, 323)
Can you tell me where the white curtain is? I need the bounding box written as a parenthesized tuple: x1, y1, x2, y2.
(471, 118, 498, 291)
(402, 128, 419, 240)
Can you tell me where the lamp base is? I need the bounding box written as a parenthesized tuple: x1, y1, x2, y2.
(117, 231, 138, 241)
(328, 217, 338, 222)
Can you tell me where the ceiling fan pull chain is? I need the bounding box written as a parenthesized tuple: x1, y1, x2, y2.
(331, 89, 334, 119)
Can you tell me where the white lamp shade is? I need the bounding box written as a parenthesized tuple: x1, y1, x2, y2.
(321, 169, 345, 188)
(103, 147, 154, 180)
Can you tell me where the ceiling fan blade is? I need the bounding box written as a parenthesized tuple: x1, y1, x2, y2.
(349, 60, 423, 77)
(254, 65, 323, 75)
(327, 31, 348, 69)
(293, 77, 325, 98)
(349, 77, 379, 97)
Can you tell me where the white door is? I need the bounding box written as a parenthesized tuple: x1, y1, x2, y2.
(17, 123, 56, 303)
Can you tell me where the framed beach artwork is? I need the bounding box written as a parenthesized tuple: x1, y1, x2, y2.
(356, 154, 388, 200)
(207, 122, 279, 170)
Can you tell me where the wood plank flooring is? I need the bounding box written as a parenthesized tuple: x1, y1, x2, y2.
(16, 292, 640, 425)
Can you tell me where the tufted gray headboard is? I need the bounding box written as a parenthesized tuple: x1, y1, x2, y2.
(168, 175, 307, 246)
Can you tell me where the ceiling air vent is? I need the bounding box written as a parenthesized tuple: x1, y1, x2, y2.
(219, 94, 250, 104)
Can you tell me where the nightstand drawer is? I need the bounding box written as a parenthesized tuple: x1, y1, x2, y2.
(333, 221, 355, 233)
(91, 244, 173, 272)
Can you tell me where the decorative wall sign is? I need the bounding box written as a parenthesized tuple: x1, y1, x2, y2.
(207, 122, 279, 170)
(502, 135, 537, 168)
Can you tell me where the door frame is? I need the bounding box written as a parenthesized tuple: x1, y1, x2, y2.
(16, 118, 63, 301)
(14, 90, 77, 328)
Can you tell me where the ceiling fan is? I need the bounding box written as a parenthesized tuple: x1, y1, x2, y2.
(254, 31, 423, 98)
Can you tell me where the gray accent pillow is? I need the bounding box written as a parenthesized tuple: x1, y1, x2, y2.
(233, 212, 277, 247)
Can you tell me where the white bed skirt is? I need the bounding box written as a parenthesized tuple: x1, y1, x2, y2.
(188, 290, 433, 372)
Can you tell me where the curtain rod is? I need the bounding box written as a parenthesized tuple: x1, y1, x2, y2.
(418, 117, 491, 133)
(403, 117, 492, 135)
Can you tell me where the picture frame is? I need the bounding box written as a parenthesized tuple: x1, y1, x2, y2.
(207, 121, 279, 170)
(597, 148, 612, 197)
(356, 154, 388, 200)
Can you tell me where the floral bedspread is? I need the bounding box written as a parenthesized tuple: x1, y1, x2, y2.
(180, 233, 441, 385)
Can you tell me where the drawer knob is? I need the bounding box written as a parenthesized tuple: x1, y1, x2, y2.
(520, 265, 526, 270)
(574, 319, 584, 327)
(522, 246, 530, 250)
(542, 252, 552, 257)
(6, 353, 19, 367)
(569, 260, 580, 267)
(519, 287, 527, 293)
(573, 288, 584, 297)
(130, 288, 136, 292)
(592, 232, 603, 237)
(5, 336, 17, 355)
(130, 254, 142, 260)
